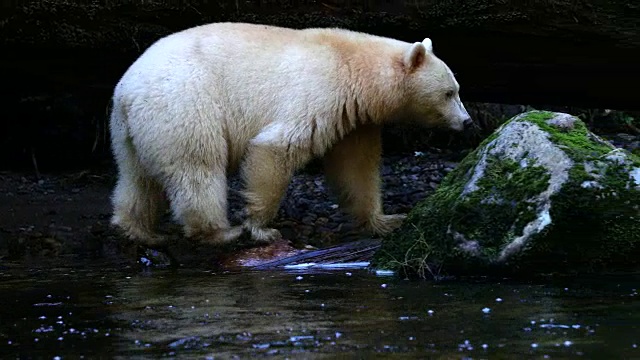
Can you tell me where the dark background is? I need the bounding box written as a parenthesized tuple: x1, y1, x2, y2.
(1, 0, 639, 173)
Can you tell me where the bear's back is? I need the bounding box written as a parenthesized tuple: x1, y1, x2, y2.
(140, 22, 407, 67)
(114, 22, 410, 122)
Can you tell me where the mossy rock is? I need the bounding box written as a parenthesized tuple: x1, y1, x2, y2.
(372, 110, 640, 279)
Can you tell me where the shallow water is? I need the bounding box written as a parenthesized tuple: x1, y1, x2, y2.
(1, 262, 639, 359)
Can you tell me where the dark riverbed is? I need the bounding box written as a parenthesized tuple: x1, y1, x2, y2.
(1, 261, 639, 359)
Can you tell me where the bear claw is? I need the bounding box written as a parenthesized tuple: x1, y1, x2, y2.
(366, 213, 407, 236)
(247, 226, 283, 244)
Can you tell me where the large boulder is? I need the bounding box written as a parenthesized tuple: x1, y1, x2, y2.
(372, 110, 640, 279)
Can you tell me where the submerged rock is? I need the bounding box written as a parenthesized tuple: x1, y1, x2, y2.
(372, 111, 640, 278)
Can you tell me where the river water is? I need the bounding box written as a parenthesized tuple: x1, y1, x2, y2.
(1, 262, 639, 359)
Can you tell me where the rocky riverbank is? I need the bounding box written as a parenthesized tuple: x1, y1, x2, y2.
(0, 148, 462, 266)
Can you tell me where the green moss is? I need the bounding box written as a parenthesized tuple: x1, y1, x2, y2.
(372, 113, 553, 277)
(373, 110, 640, 279)
(486, 112, 640, 274)
(517, 110, 614, 160)
(371, 145, 480, 277)
(452, 158, 550, 251)
(518, 178, 640, 274)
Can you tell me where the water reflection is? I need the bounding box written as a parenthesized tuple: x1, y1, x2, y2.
(1, 263, 639, 358)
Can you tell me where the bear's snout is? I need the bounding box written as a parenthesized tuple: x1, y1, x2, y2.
(463, 116, 473, 130)
(448, 112, 472, 132)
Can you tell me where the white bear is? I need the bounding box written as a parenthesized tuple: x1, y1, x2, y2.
(108, 22, 472, 247)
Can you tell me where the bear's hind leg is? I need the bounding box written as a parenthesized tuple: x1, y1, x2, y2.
(164, 167, 243, 245)
(111, 137, 167, 247)
(323, 124, 406, 236)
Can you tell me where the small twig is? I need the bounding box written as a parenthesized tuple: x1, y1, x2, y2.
(31, 147, 40, 180)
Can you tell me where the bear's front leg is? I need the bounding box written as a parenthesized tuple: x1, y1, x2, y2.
(323, 124, 406, 236)
(240, 137, 302, 244)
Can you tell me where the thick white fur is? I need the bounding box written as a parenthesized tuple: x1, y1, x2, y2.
(109, 22, 471, 247)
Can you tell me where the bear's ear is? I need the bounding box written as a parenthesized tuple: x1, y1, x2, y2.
(422, 38, 433, 53)
(403, 42, 427, 71)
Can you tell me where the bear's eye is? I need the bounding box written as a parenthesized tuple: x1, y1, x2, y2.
(445, 90, 455, 99)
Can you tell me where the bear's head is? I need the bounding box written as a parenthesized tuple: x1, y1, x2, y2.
(401, 38, 472, 132)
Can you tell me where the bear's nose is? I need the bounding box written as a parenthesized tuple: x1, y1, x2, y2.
(463, 117, 473, 130)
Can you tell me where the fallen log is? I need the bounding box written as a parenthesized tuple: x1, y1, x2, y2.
(249, 238, 382, 270)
